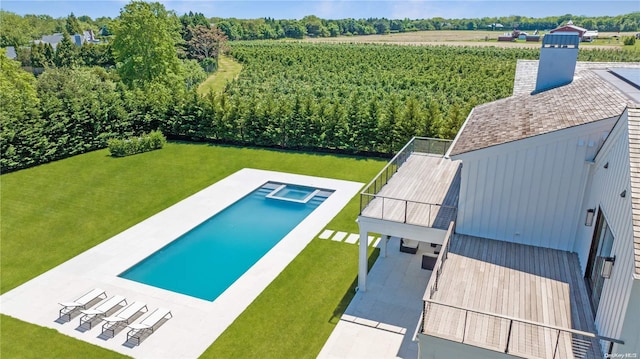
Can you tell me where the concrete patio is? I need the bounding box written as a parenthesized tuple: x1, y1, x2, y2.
(318, 236, 432, 358)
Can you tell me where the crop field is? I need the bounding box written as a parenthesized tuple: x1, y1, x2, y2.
(221, 42, 535, 152)
(301, 30, 635, 50)
(188, 41, 639, 156)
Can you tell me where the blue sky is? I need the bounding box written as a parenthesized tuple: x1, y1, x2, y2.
(1, 0, 638, 20)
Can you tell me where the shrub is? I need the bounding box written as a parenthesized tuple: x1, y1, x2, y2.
(107, 130, 166, 157)
(623, 36, 636, 46)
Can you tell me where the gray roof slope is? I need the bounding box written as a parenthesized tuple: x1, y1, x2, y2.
(627, 106, 640, 276)
(449, 62, 636, 157)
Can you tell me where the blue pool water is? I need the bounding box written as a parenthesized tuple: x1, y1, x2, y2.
(119, 182, 332, 301)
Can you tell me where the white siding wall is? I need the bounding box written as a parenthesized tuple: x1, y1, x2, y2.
(616, 279, 640, 355)
(575, 111, 636, 342)
(455, 118, 616, 250)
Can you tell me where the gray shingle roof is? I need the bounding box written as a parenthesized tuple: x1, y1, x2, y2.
(449, 62, 634, 157)
(627, 106, 640, 276)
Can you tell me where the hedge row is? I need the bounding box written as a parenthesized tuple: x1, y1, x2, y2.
(107, 131, 166, 157)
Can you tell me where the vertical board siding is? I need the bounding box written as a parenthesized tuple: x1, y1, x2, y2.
(580, 112, 635, 342)
(456, 121, 614, 251)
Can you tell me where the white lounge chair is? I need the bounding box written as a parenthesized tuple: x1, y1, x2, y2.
(101, 301, 147, 336)
(79, 295, 127, 329)
(126, 308, 172, 345)
(58, 288, 107, 321)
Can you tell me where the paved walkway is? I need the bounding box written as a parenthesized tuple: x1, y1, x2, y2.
(318, 229, 380, 247)
(318, 237, 432, 358)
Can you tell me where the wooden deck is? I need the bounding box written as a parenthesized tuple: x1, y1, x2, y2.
(360, 154, 461, 229)
(423, 234, 601, 359)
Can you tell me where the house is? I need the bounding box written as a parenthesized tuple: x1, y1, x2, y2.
(33, 31, 98, 50)
(357, 33, 640, 358)
(551, 20, 598, 42)
(83, 29, 100, 44)
(34, 33, 64, 50)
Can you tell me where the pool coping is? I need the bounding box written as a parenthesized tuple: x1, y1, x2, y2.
(0, 168, 363, 359)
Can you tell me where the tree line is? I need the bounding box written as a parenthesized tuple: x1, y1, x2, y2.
(4, 35, 639, 172)
(2, 9, 638, 47)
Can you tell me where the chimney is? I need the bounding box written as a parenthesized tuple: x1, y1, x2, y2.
(533, 33, 580, 94)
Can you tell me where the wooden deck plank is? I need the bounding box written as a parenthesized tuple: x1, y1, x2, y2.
(424, 234, 601, 358)
(361, 153, 461, 229)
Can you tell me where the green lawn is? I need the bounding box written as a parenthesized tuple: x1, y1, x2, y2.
(197, 55, 244, 96)
(0, 142, 384, 358)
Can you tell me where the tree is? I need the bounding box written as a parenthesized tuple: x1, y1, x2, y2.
(0, 11, 31, 47)
(43, 43, 55, 67)
(216, 20, 243, 41)
(373, 20, 390, 35)
(186, 24, 228, 68)
(303, 15, 327, 37)
(181, 59, 207, 90)
(37, 67, 123, 158)
(80, 43, 114, 67)
(30, 43, 46, 68)
(65, 13, 83, 35)
(0, 55, 43, 170)
(282, 20, 306, 39)
(112, 1, 182, 87)
(54, 33, 79, 67)
(395, 97, 424, 140)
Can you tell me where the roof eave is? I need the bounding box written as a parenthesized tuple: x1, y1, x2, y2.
(446, 107, 475, 159)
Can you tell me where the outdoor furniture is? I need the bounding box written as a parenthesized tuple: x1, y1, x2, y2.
(126, 308, 173, 345)
(422, 254, 437, 270)
(101, 301, 148, 337)
(79, 295, 127, 329)
(400, 239, 419, 254)
(58, 288, 107, 321)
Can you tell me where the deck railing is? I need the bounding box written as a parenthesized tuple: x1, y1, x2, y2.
(418, 225, 624, 358)
(424, 221, 455, 299)
(421, 300, 623, 359)
(359, 137, 453, 224)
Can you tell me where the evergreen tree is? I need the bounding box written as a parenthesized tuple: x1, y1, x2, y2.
(54, 33, 79, 67)
(30, 43, 46, 68)
(65, 13, 83, 35)
(43, 43, 55, 67)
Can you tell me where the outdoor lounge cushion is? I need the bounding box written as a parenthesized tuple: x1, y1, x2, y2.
(79, 295, 127, 328)
(126, 308, 173, 344)
(101, 301, 148, 336)
(58, 288, 107, 320)
(400, 239, 419, 254)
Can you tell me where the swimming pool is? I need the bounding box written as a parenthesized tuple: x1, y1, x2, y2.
(119, 182, 333, 301)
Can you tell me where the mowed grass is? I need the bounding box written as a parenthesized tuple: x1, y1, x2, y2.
(197, 55, 243, 95)
(0, 316, 129, 359)
(1, 142, 384, 358)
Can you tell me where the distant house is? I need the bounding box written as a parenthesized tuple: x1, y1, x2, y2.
(34, 33, 64, 50)
(583, 30, 599, 42)
(551, 20, 598, 42)
(33, 31, 99, 50)
(83, 30, 99, 44)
